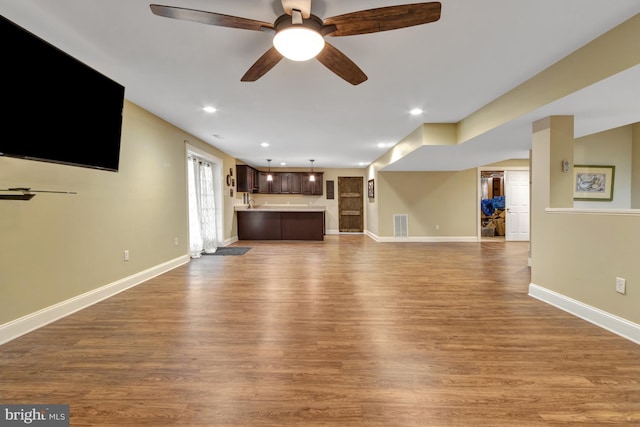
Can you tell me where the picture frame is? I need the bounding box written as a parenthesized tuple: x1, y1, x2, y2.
(573, 165, 615, 201)
(368, 179, 375, 199)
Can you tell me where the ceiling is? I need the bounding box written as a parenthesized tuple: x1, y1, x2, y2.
(2, 1, 639, 171)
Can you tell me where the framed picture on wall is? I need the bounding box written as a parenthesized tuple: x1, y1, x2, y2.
(573, 165, 615, 201)
(368, 179, 375, 199)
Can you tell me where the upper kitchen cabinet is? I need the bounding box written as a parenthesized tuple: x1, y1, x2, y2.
(280, 173, 302, 194)
(236, 165, 259, 193)
(258, 172, 282, 194)
(302, 173, 323, 196)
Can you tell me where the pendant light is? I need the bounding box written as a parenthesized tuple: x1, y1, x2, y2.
(266, 159, 273, 182)
(309, 159, 315, 182)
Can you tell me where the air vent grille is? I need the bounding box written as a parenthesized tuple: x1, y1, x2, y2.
(393, 214, 408, 237)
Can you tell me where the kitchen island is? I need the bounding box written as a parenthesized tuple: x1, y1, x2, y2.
(235, 205, 326, 241)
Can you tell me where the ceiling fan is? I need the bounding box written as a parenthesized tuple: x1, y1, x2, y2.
(150, 1, 441, 85)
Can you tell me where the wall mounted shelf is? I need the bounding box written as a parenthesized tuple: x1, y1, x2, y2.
(0, 187, 77, 201)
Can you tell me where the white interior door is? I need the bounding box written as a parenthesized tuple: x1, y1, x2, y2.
(505, 170, 530, 241)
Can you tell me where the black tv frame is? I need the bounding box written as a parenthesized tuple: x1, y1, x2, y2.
(1, 15, 125, 172)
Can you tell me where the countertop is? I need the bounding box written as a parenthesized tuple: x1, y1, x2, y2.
(235, 205, 326, 212)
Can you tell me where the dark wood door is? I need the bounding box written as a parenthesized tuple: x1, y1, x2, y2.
(338, 177, 363, 232)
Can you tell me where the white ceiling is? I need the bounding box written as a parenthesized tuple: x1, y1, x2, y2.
(2, 0, 639, 171)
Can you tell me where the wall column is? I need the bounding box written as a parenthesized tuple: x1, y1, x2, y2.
(531, 116, 574, 209)
(632, 123, 640, 209)
(530, 116, 574, 268)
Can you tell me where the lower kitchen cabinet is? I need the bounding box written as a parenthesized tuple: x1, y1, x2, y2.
(237, 210, 325, 241)
(237, 211, 281, 240)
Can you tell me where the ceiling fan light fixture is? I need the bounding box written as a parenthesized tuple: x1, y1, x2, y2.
(273, 26, 324, 61)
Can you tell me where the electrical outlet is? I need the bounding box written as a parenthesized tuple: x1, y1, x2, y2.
(124, 250, 129, 262)
(615, 277, 626, 295)
(435, 224, 440, 230)
(174, 237, 179, 246)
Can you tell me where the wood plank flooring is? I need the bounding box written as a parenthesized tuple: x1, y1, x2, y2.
(1, 236, 639, 426)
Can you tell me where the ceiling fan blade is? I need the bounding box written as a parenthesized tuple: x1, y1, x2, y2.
(315, 42, 367, 86)
(281, 0, 311, 19)
(150, 4, 273, 31)
(241, 47, 284, 82)
(323, 2, 441, 37)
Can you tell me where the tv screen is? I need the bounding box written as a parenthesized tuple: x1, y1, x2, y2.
(1, 15, 125, 172)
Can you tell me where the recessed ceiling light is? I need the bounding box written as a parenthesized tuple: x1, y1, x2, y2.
(280, 162, 286, 166)
(203, 106, 217, 113)
(410, 108, 423, 115)
(260, 142, 270, 148)
(358, 162, 367, 166)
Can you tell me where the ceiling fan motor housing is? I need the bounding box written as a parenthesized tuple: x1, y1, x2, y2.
(274, 13, 325, 33)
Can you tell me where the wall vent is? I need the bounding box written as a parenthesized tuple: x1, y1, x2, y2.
(393, 214, 408, 237)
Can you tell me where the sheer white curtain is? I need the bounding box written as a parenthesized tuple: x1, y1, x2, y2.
(187, 156, 218, 258)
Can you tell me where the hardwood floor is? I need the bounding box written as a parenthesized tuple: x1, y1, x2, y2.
(1, 236, 638, 426)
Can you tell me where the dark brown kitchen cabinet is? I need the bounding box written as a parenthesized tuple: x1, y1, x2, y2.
(258, 172, 282, 194)
(236, 165, 259, 193)
(302, 173, 323, 195)
(237, 211, 281, 240)
(237, 210, 325, 241)
(280, 172, 302, 194)
(240, 169, 323, 195)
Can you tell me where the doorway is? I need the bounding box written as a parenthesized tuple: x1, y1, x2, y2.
(480, 171, 506, 240)
(338, 177, 364, 232)
(504, 170, 530, 241)
(186, 145, 224, 257)
(479, 168, 529, 242)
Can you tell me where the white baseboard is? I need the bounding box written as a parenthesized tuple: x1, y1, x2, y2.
(0, 255, 190, 346)
(528, 283, 640, 345)
(223, 236, 239, 246)
(366, 230, 478, 243)
(326, 229, 365, 235)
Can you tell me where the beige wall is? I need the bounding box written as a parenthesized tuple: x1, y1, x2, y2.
(531, 116, 640, 324)
(574, 125, 634, 209)
(367, 158, 528, 240)
(377, 170, 478, 238)
(632, 123, 640, 209)
(0, 101, 235, 325)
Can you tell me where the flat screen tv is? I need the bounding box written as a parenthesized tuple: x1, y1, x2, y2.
(1, 15, 125, 172)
